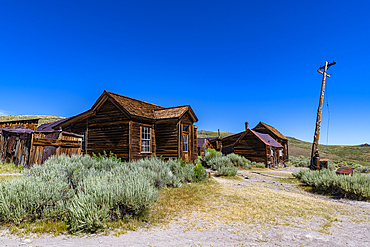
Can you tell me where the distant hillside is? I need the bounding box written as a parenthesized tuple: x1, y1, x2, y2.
(287, 137, 370, 166)
(0, 115, 66, 126)
(198, 130, 370, 166)
(197, 130, 235, 139)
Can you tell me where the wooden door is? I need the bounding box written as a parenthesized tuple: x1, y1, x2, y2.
(182, 133, 189, 162)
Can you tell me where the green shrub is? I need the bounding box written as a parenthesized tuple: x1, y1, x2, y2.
(293, 169, 370, 201)
(217, 166, 238, 176)
(226, 153, 248, 167)
(286, 156, 310, 167)
(194, 156, 202, 165)
(207, 156, 233, 171)
(193, 164, 209, 182)
(0, 154, 205, 233)
(203, 149, 222, 164)
(251, 162, 265, 168)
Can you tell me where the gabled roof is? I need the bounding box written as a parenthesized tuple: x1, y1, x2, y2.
(197, 138, 211, 147)
(253, 122, 288, 141)
(252, 130, 283, 148)
(106, 91, 163, 119)
(218, 129, 283, 148)
(54, 90, 198, 128)
(37, 118, 69, 132)
(154, 105, 198, 122)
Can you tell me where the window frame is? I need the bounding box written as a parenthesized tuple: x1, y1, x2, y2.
(182, 134, 188, 152)
(141, 126, 151, 153)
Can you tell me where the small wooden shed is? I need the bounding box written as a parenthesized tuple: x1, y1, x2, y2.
(209, 124, 284, 167)
(252, 122, 289, 162)
(0, 126, 83, 167)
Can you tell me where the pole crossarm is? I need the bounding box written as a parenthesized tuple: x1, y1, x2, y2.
(317, 70, 330, 77)
(318, 61, 336, 70)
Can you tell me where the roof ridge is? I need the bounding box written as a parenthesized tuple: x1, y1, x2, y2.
(105, 90, 165, 109)
(154, 105, 189, 111)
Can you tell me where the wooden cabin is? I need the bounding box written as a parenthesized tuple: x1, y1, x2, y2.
(0, 118, 39, 131)
(53, 90, 198, 162)
(252, 122, 289, 162)
(209, 123, 284, 167)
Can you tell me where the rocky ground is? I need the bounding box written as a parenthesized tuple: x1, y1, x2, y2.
(1, 167, 370, 247)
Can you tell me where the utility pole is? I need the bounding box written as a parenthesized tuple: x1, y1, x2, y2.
(310, 60, 336, 170)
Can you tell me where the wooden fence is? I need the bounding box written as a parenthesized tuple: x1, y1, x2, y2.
(0, 128, 83, 167)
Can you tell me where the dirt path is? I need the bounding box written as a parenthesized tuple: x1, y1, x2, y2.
(1, 167, 369, 246)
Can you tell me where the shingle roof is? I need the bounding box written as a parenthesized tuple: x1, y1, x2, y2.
(106, 91, 164, 119)
(54, 91, 198, 129)
(256, 122, 288, 141)
(37, 118, 69, 132)
(154, 106, 188, 119)
(0, 126, 34, 135)
(252, 130, 283, 148)
(106, 91, 197, 121)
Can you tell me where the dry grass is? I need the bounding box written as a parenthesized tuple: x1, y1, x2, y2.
(254, 170, 295, 178)
(2, 173, 366, 236)
(0, 175, 22, 183)
(150, 177, 361, 234)
(0, 163, 23, 174)
(2, 220, 68, 237)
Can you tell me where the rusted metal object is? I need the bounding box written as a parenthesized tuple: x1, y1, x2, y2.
(336, 167, 355, 176)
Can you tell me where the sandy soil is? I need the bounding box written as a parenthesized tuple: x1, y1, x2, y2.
(1, 167, 369, 247)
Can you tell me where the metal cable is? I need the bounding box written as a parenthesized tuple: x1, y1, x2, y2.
(325, 77, 330, 155)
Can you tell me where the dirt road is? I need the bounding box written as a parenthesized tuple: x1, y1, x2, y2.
(1, 167, 369, 246)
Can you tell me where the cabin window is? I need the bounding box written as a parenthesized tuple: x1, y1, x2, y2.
(141, 127, 151, 153)
(183, 125, 189, 132)
(270, 149, 273, 157)
(79, 132, 85, 151)
(183, 134, 188, 152)
(279, 150, 283, 157)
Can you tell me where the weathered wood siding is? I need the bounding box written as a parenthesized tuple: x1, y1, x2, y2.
(28, 132, 82, 167)
(253, 125, 289, 162)
(130, 121, 155, 160)
(87, 100, 130, 160)
(179, 113, 196, 162)
(0, 130, 82, 168)
(0, 132, 32, 167)
(233, 132, 267, 164)
(63, 100, 130, 160)
(155, 119, 179, 159)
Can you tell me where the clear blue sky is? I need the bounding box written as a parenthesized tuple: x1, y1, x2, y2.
(1, 1, 369, 145)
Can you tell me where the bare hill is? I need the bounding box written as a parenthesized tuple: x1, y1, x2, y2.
(0, 115, 66, 126)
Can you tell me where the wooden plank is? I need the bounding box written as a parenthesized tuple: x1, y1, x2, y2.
(33, 138, 82, 148)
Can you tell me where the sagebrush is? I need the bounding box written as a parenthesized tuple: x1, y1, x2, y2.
(0, 154, 208, 233)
